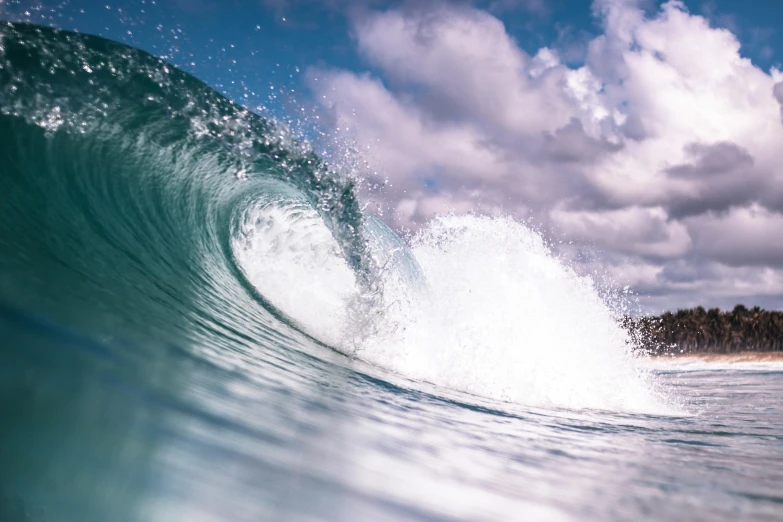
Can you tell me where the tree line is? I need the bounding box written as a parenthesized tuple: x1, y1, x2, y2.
(622, 305, 783, 354)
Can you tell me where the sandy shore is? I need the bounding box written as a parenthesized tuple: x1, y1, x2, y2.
(648, 352, 783, 363)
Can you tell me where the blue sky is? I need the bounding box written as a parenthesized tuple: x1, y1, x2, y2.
(5, 0, 781, 106)
(3, 0, 783, 312)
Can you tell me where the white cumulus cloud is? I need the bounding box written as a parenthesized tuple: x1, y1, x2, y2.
(309, 0, 783, 311)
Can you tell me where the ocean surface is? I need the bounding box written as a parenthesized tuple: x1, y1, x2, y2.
(1, 23, 781, 522)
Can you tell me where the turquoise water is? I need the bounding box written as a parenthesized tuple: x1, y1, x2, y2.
(1, 23, 781, 522)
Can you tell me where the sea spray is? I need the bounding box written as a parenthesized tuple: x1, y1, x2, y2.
(361, 215, 669, 413)
(232, 191, 361, 348)
(233, 209, 671, 413)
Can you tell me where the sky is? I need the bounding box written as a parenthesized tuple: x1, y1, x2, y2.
(2, 0, 783, 313)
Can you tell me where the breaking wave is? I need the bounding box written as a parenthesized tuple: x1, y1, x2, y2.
(0, 22, 672, 414)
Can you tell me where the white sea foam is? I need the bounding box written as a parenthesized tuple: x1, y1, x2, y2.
(233, 197, 359, 348)
(360, 215, 672, 413)
(236, 209, 673, 413)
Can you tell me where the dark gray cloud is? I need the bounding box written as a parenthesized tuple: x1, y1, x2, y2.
(640, 292, 783, 315)
(686, 206, 783, 268)
(668, 142, 754, 178)
(618, 113, 647, 141)
(550, 206, 691, 260)
(665, 142, 763, 219)
(775, 82, 783, 124)
(540, 118, 622, 163)
(658, 259, 722, 285)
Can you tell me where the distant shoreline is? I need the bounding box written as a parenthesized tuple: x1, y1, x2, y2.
(645, 352, 783, 363)
(623, 306, 783, 354)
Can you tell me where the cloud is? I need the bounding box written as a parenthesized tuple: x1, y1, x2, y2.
(650, 262, 783, 305)
(663, 141, 764, 218)
(310, 69, 513, 188)
(351, 5, 574, 135)
(310, 0, 783, 311)
(541, 118, 622, 164)
(551, 206, 691, 259)
(685, 205, 783, 267)
(588, 255, 783, 313)
(775, 82, 783, 123)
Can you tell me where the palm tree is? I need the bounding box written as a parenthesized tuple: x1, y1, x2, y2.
(623, 306, 783, 354)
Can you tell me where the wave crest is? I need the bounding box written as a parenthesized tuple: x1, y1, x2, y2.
(0, 22, 675, 414)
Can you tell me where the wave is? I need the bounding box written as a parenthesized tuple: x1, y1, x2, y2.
(0, 22, 673, 413)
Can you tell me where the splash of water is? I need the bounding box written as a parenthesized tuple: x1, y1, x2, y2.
(234, 211, 672, 414)
(233, 192, 360, 348)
